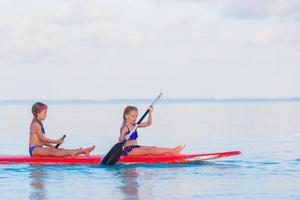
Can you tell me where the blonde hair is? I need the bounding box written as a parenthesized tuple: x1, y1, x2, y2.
(123, 106, 138, 124)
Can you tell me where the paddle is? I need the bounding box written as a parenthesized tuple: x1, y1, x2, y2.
(101, 93, 163, 165)
(55, 134, 66, 149)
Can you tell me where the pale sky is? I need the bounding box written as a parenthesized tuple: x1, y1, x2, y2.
(0, 0, 299, 100)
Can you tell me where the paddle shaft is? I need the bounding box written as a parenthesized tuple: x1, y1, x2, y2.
(55, 135, 66, 149)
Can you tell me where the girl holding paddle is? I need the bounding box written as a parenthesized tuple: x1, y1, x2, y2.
(29, 102, 95, 157)
(119, 106, 186, 156)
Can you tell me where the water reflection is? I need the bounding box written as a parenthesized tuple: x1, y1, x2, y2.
(29, 166, 47, 200)
(118, 167, 140, 200)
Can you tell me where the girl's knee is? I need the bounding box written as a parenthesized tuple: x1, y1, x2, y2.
(49, 149, 58, 156)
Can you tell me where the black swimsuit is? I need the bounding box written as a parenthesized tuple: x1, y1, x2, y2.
(122, 145, 141, 156)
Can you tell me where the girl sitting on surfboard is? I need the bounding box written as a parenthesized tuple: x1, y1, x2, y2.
(119, 106, 186, 156)
(29, 102, 95, 157)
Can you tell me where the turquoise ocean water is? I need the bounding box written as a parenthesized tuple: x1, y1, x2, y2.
(0, 99, 299, 199)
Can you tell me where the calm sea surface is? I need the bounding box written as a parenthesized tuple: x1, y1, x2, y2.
(0, 100, 299, 199)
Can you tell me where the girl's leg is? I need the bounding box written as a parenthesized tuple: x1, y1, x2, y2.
(33, 145, 96, 157)
(32, 147, 84, 157)
(128, 145, 186, 156)
(78, 145, 96, 156)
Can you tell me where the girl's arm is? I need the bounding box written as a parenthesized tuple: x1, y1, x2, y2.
(33, 123, 63, 145)
(119, 126, 129, 142)
(139, 107, 153, 128)
(43, 143, 55, 148)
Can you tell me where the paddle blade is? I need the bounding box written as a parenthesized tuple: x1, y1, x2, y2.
(101, 141, 124, 165)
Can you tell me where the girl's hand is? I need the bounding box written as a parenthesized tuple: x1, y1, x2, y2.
(57, 139, 64, 144)
(118, 136, 123, 142)
(149, 106, 154, 113)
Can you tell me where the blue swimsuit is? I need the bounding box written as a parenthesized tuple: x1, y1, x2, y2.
(121, 125, 140, 156)
(29, 120, 45, 156)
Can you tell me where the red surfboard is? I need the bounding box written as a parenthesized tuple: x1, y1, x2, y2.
(0, 151, 241, 165)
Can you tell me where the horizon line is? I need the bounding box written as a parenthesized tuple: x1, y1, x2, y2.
(0, 97, 300, 105)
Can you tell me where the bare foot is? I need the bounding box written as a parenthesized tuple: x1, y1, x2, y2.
(82, 145, 96, 156)
(72, 148, 84, 157)
(172, 145, 186, 155)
